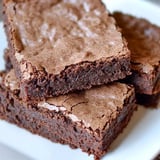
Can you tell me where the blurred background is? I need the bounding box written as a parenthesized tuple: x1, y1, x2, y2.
(148, 0, 160, 3)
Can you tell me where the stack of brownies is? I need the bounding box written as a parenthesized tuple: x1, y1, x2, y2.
(0, 0, 159, 160)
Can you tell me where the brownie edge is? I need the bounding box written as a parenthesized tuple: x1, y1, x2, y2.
(21, 53, 131, 101)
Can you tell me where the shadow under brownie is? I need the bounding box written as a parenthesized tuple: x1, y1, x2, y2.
(0, 70, 136, 160)
(3, 0, 131, 101)
(136, 93, 160, 107)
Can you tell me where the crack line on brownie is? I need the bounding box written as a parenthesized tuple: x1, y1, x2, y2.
(70, 101, 88, 112)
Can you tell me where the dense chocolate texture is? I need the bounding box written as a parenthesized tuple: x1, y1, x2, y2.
(0, 70, 136, 159)
(113, 12, 160, 95)
(3, 0, 131, 100)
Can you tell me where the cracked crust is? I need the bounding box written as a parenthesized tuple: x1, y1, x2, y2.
(4, 0, 128, 75)
(3, 0, 131, 100)
(113, 12, 160, 95)
(0, 70, 136, 159)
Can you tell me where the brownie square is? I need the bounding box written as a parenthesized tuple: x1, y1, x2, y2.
(3, 0, 131, 101)
(113, 12, 160, 95)
(0, 70, 136, 159)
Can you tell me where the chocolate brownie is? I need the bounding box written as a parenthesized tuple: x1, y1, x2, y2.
(3, 0, 131, 101)
(113, 12, 160, 95)
(0, 70, 136, 159)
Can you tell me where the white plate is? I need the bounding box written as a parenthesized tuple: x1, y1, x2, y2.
(0, 0, 160, 160)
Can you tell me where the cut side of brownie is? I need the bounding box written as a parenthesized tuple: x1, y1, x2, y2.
(113, 12, 160, 95)
(0, 70, 136, 159)
(4, 48, 12, 71)
(136, 93, 160, 107)
(3, 0, 131, 101)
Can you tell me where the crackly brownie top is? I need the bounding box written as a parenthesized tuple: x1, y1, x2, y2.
(3, 70, 134, 131)
(5, 0, 129, 78)
(113, 12, 160, 74)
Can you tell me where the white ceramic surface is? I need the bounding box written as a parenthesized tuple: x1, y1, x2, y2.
(0, 143, 32, 160)
(0, 0, 160, 160)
